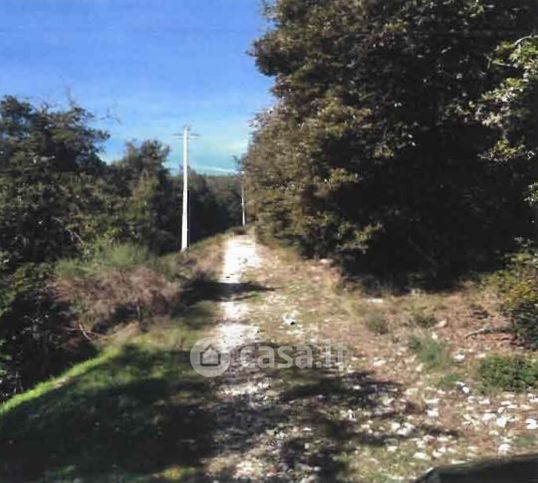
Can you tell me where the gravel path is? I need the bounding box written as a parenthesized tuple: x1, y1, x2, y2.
(202, 234, 356, 482)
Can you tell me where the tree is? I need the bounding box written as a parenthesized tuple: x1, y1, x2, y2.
(0, 96, 110, 267)
(0, 96, 108, 397)
(113, 140, 177, 253)
(245, 0, 538, 276)
(0, 95, 244, 398)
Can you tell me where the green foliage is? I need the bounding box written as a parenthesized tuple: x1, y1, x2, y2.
(475, 354, 538, 392)
(245, 0, 538, 275)
(0, 95, 241, 399)
(0, 97, 110, 267)
(364, 312, 389, 335)
(109, 140, 242, 253)
(408, 335, 451, 371)
(490, 248, 538, 348)
(95, 243, 151, 270)
(55, 243, 151, 279)
(0, 263, 93, 398)
(436, 372, 462, 390)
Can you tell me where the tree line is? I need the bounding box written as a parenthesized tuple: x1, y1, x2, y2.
(0, 96, 241, 397)
(243, 0, 538, 280)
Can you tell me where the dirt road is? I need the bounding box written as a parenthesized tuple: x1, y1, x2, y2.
(197, 233, 538, 482)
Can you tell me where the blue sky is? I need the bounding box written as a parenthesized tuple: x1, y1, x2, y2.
(0, 0, 273, 173)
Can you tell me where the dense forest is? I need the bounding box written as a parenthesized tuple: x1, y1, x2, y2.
(244, 0, 538, 277)
(0, 96, 241, 397)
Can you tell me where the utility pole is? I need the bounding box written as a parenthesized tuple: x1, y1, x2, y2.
(181, 126, 190, 251)
(241, 173, 246, 227)
(177, 126, 199, 251)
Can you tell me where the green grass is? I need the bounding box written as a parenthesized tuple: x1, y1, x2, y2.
(436, 372, 462, 390)
(56, 243, 151, 279)
(0, 301, 218, 482)
(475, 354, 538, 393)
(408, 335, 452, 371)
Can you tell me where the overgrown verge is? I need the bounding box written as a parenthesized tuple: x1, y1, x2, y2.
(0, 233, 226, 481)
(0, 263, 95, 400)
(0, 95, 239, 401)
(245, 238, 538, 477)
(0, 235, 225, 402)
(489, 248, 538, 348)
(476, 354, 538, 393)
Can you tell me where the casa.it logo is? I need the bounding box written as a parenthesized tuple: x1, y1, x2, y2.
(190, 338, 231, 377)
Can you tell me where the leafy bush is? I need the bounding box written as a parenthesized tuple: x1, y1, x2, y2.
(491, 249, 538, 348)
(408, 335, 451, 370)
(364, 312, 389, 335)
(475, 354, 538, 392)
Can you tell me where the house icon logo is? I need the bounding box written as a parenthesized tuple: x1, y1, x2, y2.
(190, 338, 231, 377)
(200, 344, 221, 367)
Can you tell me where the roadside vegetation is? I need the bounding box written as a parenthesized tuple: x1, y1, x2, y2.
(2, 0, 538, 479)
(243, 0, 538, 354)
(0, 96, 240, 400)
(0, 234, 226, 481)
(476, 355, 538, 393)
(244, 241, 538, 479)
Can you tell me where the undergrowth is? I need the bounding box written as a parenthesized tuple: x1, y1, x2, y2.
(55, 242, 151, 279)
(489, 248, 538, 348)
(408, 335, 452, 371)
(0, 234, 226, 480)
(475, 354, 538, 393)
(364, 311, 389, 335)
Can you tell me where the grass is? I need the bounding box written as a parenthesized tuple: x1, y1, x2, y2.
(407, 335, 452, 371)
(408, 309, 437, 329)
(55, 243, 151, 279)
(364, 311, 389, 335)
(475, 354, 538, 393)
(0, 306, 218, 481)
(514, 434, 537, 451)
(437, 372, 463, 390)
(0, 234, 228, 481)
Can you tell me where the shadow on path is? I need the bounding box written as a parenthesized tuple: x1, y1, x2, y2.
(0, 264, 461, 482)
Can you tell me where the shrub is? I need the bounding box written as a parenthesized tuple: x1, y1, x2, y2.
(231, 226, 246, 235)
(364, 312, 389, 335)
(98, 243, 150, 270)
(408, 309, 437, 329)
(475, 354, 538, 392)
(491, 249, 538, 348)
(408, 335, 451, 370)
(56, 243, 151, 280)
(55, 258, 88, 279)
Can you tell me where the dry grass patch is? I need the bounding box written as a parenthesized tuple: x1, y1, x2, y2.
(54, 234, 226, 337)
